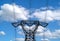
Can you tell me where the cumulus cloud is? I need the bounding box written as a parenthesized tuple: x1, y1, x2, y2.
(0, 31, 5, 35)
(36, 26, 46, 33)
(17, 26, 60, 39)
(15, 38, 24, 41)
(0, 4, 60, 41)
(41, 38, 49, 41)
(10, 38, 24, 41)
(0, 4, 60, 23)
(36, 28, 60, 39)
(17, 26, 60, 40)
(0, 4, 29, 22)
(14, 24, 60, 41)
(31, 9, 60, 22)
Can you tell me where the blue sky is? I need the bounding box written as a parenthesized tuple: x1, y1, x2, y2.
(0, 0, 60, 41)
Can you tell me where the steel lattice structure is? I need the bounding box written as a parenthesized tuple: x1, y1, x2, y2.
(12, 20, 48, 41)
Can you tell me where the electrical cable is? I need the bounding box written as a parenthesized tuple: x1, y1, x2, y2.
(12, 0, 17, 41)
(12, 0, 49, 41)
(42, 0, 48, 41)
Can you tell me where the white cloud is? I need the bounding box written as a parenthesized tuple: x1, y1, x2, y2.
(0, 4, 60, 40)
(10, 38, 24, 41)
(31, 8, 60, 22)
(0, 4, 60, 23)
(40, 6, 54, 10)
(36, 28, 60, 39)
(41, 38, 49, 41)
(0, 4, 60, 22)
(15, 38, 24, 41)
(15, 25, 60, 41)
(36, 26, 46, 33)
(0, 4, 29, 22)
(0, 31, 5, 35)
(17, 25, 60, 39)
(53, 29, 60, 38)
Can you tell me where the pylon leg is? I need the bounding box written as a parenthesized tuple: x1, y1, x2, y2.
(25, 32, 35, 41)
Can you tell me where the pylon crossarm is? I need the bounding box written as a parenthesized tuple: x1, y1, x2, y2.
(11, 20, 48, 41)
(39, 22, 48, 27)
(11, 21, 22, 27)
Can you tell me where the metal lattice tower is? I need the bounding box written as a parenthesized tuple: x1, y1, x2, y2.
(11, 0, 48, 41)
(12, 20, 48, 41)
(21, 20, 39, 41)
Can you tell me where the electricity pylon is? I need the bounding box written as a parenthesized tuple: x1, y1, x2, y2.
(12, 20, 48, 41)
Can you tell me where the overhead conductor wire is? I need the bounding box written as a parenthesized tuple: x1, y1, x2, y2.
(12, 0, 16, 41)
(42, 0, 48, 41)
(29, 0, 36, 41)
(28, 0, 31, 30)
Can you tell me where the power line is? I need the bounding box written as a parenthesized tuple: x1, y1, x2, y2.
(42, 0, 49, 41)
(12, 0, 17, 41)
(12, 0, 48, 41)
